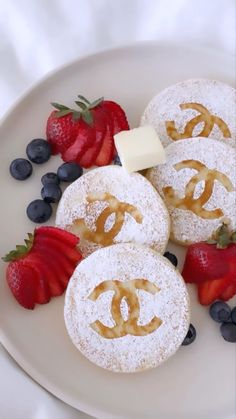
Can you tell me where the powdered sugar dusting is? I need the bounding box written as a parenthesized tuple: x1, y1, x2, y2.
(55, 166, 170, 256)
(141, 79, 236, 148)
(147, 138, 236, 245)
(64, 243, 190, 372)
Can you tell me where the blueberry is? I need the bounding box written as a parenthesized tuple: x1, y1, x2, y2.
(182, 324, 196, 346)
(41, 172, 60, 186)
(209, 301, 231, 323)
(220, 322, 236, 343)
(26, 199, 52, 223)
(164, 251, 178, 267)
(10, 158, 32, 180)
(41, 183, 62, 203)
(114, 155, 122, 166)
(231, 307, 236, 325)
(26, 138, 51, 164)
(57, 162, 83, 182)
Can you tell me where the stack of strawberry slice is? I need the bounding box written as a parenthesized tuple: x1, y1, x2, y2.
(182, 224, 236, 305)
(46, 95, 129, 168)
(3, 227, 82, 309)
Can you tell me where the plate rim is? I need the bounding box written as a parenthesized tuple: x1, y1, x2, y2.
(0, 41, 235, 419)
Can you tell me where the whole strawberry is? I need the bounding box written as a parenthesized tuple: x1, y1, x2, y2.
(46, 95, 129, 167)
(3, 227, 82, 309)
(182, 224, 236, 305)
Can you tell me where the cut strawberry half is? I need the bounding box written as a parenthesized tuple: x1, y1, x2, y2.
(35, 235, 81, 264)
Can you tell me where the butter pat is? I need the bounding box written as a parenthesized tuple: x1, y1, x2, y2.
(114, 126, 166, 173)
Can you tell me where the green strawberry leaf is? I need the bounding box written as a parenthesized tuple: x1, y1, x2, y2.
(2, 232, 34, 262)
(75, 101, 87, 111)
(55, 109, 74, 118)
(51, 102, 70, 111)
(89, 97, 104, 109)
(77, 95, 90, 104)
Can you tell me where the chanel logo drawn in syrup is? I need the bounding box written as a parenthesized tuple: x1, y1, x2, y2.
(71, 193, 143, 246)
(163, 160, 234, 219)
(165, 103, 231, 140)
(88, 279, 162, 339)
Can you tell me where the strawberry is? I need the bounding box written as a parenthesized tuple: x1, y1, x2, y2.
(46, 95, 129, 167)
(182, 224, 236, 305)
(3, 227, 82, 309)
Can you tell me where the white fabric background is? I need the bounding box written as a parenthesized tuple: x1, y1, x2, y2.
(0, 0, 235, 418)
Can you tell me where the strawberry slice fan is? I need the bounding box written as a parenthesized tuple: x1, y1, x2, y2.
(2, 227, 82, 309)
(46, 95, 129, 168)
(182, 224, 236, 305)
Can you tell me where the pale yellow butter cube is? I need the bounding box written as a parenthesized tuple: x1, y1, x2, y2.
(114, 126, 166, 173)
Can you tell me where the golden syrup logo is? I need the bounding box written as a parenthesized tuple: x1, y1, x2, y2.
(88, 279, 162, 339)
(163, 160, 234, 219)
(70, 193, 143, 246)
(165, 103, 231, 140)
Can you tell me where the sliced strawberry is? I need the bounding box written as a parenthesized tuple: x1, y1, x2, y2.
(22, 253, 52, 303)
(78, 107, 106, 168)
(3, 227, 82, 309)
(197, 275, 232, 305)
(61, 120, 95, 162)
(35, 226, 79, 248)
(6, 261, 37, 309)
(28, 250, 65, 298)
(34, 235, 82, 264)
(103, 100, 129, 134)
(94, 115, 114, 166)
(33, 243, 75, 289)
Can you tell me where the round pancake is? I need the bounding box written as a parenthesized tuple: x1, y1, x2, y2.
(64, 243, 190, 372)
(55, 165, 170, 257)
(141, 78, 236, 149)
(147, 137, 236, 245)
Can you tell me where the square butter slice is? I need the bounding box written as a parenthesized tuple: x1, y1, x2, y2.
(114, 126, 166, 173)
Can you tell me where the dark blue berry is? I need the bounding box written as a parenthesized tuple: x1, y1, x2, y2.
(209, 301, 231, 323)
(26, 139, 51, 164)
(57, 162, 83, 182)
(114, 155, 122, 166)
(10, 158, 32, 180)
(220, 322, 236, 343)
(41, 172, 60, 186)
(231, 307, 236, 325)
(41, 183, 62, 203)
(182, 324, 196, 346)
(26, 199, 52, 223)
(164, 251, 178, 267)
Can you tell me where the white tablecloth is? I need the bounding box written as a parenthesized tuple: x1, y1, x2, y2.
(0, 0, 235, 418)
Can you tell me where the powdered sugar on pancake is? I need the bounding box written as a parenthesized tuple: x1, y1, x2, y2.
(147, 138, 236, 245)
(141, 79, 236, 148)
(56, 166, 170, 256)
(64, 243, 190, 372)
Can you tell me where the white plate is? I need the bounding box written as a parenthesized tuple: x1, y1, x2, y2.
(0, 42, 235, 419)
